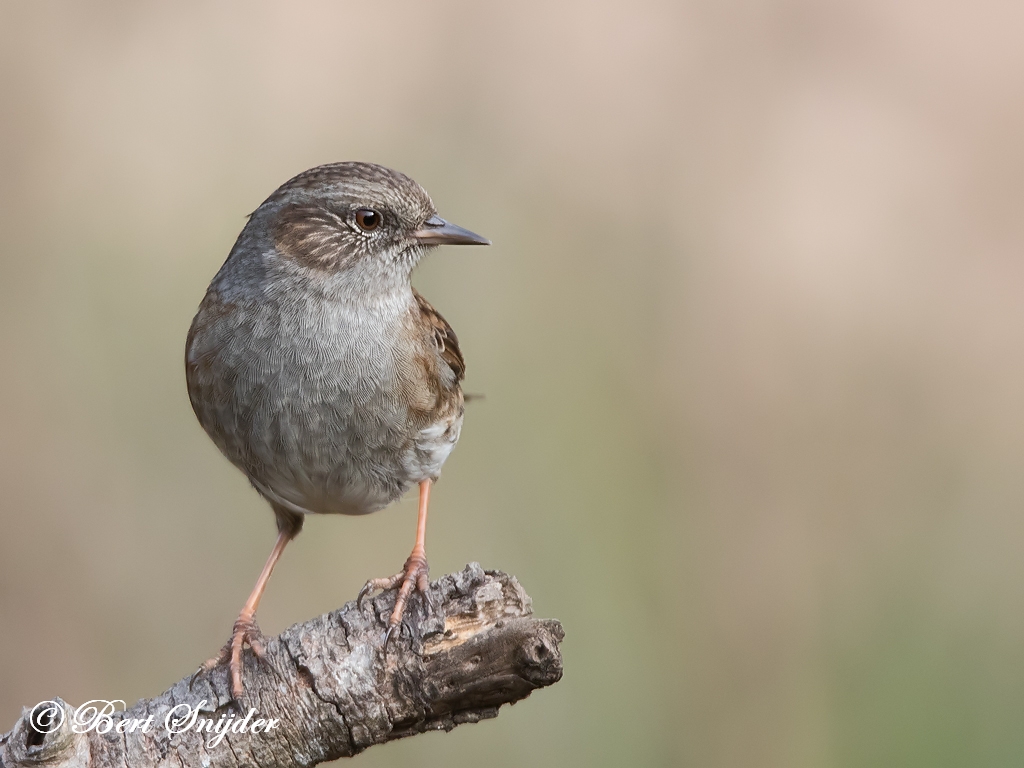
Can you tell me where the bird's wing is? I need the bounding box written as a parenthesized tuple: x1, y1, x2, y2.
(413, 289, 465, 383)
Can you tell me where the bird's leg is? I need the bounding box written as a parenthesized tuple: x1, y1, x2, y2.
(358, 479, 433, 646)
(198, 528, 293, 699)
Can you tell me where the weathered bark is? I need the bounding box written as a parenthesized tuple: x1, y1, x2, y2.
(0, 564, 563, 768)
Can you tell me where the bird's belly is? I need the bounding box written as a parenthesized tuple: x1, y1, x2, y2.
(243, 413, 402, 516)
(249, 401, 464, 517)
(188, 304, 460, 516)
(218, 372, 422, 515)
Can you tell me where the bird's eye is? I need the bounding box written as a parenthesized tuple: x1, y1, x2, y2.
(355, 209, 382, 232)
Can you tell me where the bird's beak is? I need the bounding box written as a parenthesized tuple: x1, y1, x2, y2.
(411, 215, 490, 246)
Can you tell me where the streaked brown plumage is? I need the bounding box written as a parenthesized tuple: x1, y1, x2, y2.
(185, 162, 489, 698)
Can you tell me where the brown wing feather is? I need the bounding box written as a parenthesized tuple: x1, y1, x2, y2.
(413, 289, 465, 382)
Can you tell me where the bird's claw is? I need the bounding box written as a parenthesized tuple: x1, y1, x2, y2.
(382, 619, 416, 655)
(195, 613, 267, 700)
(359, 552, 432, 654)
(357, 576, 396, 612)
(383, 623, 399, 653)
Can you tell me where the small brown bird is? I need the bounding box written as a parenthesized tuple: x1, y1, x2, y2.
(185, 162, 489, 697)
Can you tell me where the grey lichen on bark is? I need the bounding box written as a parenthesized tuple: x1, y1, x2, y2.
(0, 564, 563, 768)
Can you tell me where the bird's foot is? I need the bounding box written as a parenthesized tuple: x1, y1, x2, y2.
(357, 550, 432, 651)
(192, 612, 266, 700)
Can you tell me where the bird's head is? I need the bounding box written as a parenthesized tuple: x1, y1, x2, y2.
(240, 162, 488, 296)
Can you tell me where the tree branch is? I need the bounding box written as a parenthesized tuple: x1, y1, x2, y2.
(0, 564, 564, 768)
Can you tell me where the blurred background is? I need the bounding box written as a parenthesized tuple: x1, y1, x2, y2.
(1, 2, 1022, 766)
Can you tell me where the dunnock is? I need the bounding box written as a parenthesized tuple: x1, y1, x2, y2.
(185, 162, 488, 697)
